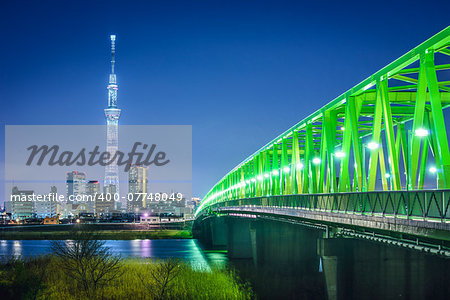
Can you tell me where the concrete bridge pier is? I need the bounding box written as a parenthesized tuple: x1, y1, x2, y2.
(224, 217, 321, 273)
(193, 216, 228, 249)
(317, 237, 450, 300)
(210, 216, 228, 248)
(317, 238, 342, 300)
(251, 219, 320, 273)
(196, 217, 212, 247)
(226, 217, 253, 259)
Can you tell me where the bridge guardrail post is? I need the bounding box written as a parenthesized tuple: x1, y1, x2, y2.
(406, 191, 409, 220)
(444, 190, 449, 221)
(422, 191, 426, 220)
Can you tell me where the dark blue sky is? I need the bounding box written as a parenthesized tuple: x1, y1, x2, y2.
(1, 0, 449, 199)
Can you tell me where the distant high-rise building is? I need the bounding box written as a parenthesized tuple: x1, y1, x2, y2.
(191, 197, 201, 209)
(35, 186, 57, 218)
(86, 180, 100, 213)
(96, 184, 116, 215)
(104, 34, 121, 199)
(11, 186, 34, 220)
(145, 192, 192, 217)
(66, 171, 86, 204)
(127, 165, 148, 212)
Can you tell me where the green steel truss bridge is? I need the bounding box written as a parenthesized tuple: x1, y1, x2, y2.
(195, 26, 450, 255)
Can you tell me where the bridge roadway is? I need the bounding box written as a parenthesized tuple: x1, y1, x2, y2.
(197, 189, 450, 255)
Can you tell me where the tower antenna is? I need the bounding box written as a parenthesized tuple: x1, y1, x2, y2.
(110, 35, 116, 74)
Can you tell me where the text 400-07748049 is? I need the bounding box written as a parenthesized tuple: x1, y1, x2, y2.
(95, 192, 184, 202)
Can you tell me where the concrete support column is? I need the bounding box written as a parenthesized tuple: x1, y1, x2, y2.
(317, 238, 342, 300)
(193, 217, 213, 246)
(211, 216, 227, 248)
(250, 222, 258, 267)
(226, 217, 254, 259)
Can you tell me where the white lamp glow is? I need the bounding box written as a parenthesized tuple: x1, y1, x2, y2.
(415, 128, 429, 137)
(367, 142, 380, 150)
(335, 151, 345, 158)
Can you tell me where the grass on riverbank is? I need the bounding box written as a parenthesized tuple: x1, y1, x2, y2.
(0, 256, 253, 299)
(0, 229, 192, 240)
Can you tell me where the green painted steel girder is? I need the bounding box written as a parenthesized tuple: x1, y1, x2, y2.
(196, 26, 450, 217)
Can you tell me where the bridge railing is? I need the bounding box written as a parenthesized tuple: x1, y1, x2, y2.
(206, 189, 450, 222)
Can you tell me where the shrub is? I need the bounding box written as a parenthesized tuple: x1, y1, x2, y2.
(138, 258, 182, 299)
(0, 256, 50, 300)
(50, 229, 123, 298)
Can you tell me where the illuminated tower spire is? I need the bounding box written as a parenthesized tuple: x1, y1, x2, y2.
(104, 35, 121, 200)
(107, 35, 118, 108)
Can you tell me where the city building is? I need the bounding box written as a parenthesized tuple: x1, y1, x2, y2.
(104, 34, 121, 199)
(86, 180, 100, 213)
(71, 203, 89, 216)
(66, 171, 86, 204)
(11, 186, 34, 220)
(145, 193, 193, 218)
(191, 197, 202, 210)
(159, 214, 184, 222)
(42, 215, 59, 224)
(0, 206, 7, 224)
(127, 165, 148, 212)
(35, 186, 57, 218)
(96, 184, 116, 215)
(140, 214, 159, 224)
(55, 202, 64, 217)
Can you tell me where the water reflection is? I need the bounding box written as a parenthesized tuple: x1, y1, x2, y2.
(13, 240, 21, 256)
(0, 239, 227, 270)
(141, 239, 151, 257)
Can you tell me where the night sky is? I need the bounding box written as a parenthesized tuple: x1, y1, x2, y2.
(1, 0, 449, 201)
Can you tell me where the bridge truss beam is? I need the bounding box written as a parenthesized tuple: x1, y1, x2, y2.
(197, 26, 450, 217)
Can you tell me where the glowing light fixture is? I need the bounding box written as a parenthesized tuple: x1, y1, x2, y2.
(367, 142, 379, 150)
(335, 151, 345, 158)
(312, 157, 321, 165)
(296, 163, 304, 169)
(429, 166, 437, 174)
(415, 128, 429, 137)
(272, 170, 279, 176)
(283, 166, 290, 173)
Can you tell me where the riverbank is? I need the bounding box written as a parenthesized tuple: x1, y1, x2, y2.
(0, 229, 192, 240)
(0, 255, 253, 299)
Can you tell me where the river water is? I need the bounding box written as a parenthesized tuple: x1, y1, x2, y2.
(0, 239, 228, 269)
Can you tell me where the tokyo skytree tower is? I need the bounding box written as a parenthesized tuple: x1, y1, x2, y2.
(104, 35, 121, 196)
